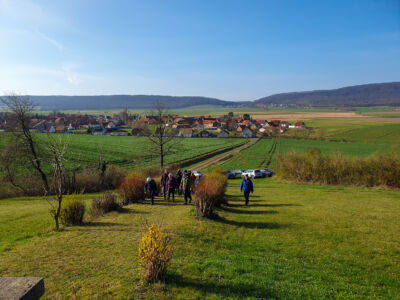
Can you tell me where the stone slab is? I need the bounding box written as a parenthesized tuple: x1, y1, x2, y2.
(0, 277, 44, 300)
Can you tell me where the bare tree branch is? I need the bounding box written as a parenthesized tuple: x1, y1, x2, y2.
(145, 101, 182, 169)
(0, 93, 50, 194)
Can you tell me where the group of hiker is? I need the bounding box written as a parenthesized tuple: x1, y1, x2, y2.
(144, 168, 255, 206)
(144, 169, 197, 205)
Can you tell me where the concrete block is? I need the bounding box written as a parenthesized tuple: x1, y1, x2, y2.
(0, 277, 44, 300)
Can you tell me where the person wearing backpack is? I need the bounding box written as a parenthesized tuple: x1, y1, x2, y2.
(180, 170, 193, 204)
(240, 174, 254, 206)
(160, 169, 169, 201)
(144, 177, 157, 205)
(176, 169, 183, 195)
(166, 173, 177, 202)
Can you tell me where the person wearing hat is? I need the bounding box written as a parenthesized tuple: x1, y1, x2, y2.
(144, 177, 157, 205)
(180, 170, 193, 204)
(166, 173, 177, 202)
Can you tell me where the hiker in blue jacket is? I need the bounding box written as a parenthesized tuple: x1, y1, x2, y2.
(240, 174, 254, 206)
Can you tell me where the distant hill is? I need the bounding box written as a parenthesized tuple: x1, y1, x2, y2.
(26, 82, 400, 110)
(254, 82, 400, 107)
(29, 95, 236, 110)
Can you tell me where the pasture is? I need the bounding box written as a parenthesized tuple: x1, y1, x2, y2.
(0, 180, 399, 299)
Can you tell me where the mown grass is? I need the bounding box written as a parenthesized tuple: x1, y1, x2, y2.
(1, 180, 399, 299)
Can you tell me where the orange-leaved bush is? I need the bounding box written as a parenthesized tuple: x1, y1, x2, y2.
(194, 169, 227, 218)
(118, 172, 146, 205)
(138, 224, 173, 283)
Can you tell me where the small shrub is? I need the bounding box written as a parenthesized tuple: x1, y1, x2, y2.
(138, 224, 173, 283)
(91, 191, 120, 217)
(119, 172, 146, 205)
(60, 197, 86, 226)
(194, 170, 227, 218)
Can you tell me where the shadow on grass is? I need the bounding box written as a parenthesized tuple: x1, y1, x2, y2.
(219, 206, 278, 215)
(116, 207, 136, 214)
(214, 216, 289, 229)
(83, 221, 127, 227)
(227, 202, 301, 208)
(167, 273, 277, 299)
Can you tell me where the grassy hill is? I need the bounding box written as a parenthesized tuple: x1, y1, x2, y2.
(1, 180, 399, 298)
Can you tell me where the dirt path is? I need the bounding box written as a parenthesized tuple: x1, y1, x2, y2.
(192, 138, 260, 170)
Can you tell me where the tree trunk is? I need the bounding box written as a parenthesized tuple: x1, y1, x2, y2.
(54, 195, 62, 231)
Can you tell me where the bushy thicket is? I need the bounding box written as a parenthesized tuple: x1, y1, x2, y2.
(118, 172, 146, 205)
(0, 165, 127, 199)
(138, 224, 173, 283)
(277, 148, 400, 188)
(60, 197, 86, 226)
(91, 191, 120, 217)
(194, 169, 228, 218)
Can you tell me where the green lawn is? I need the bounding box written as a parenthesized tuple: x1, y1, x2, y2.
(1, 180, 399, 299)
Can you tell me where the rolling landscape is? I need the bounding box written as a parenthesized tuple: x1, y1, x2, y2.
(1, 1, 399, 299)
(20, 82, 400, 110)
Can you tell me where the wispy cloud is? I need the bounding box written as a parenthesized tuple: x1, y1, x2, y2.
(36, 31, 64, 51)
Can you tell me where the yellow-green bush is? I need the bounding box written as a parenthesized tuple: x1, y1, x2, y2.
(138, 224, 173, 283)
(277, 148, 400, 188)
(60, 197, 86, 226)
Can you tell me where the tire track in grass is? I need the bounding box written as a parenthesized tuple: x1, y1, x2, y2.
(259, 138, 278, 169)
(191, 138, 259, 170)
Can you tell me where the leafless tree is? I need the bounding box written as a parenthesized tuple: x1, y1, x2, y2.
(0, 94, 50, 194)
(47, 134, 69, 230)
(146, 102, 181, 169)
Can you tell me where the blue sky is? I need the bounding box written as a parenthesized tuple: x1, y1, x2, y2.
(0, 0, 399, 101)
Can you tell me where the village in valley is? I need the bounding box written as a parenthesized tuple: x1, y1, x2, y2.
(0, 110, 306, 138)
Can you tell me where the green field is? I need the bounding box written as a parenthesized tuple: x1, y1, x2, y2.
(0, 133, 246, 171)
(34, 105, 392, 117)
(300, 120, 400, 145)
(1, 180, 399, 299)
(217, 138, 275, 171)
(209, 137, 399, 172)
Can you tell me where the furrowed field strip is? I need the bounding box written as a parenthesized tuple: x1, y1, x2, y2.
(258, 138, 278, 169)
(215, 138, 275, 170)
(192, 138, 258, 170)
